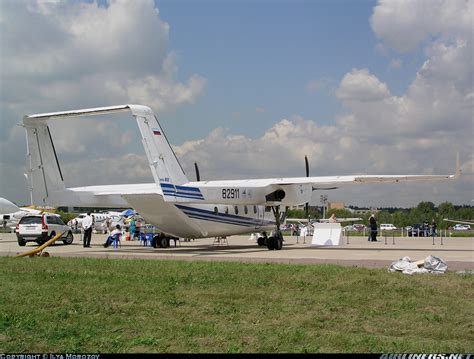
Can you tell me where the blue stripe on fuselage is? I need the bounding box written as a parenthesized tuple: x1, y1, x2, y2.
(175, 204, 275, 227)
(160, 183, 204, 200)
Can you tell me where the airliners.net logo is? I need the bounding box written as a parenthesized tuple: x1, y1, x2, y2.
(380, 355, 472, 359)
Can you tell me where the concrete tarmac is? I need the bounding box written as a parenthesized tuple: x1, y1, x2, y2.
(0, 232, 472, 271)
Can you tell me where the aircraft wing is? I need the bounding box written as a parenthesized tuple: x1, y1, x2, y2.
(443, 218, 474, 225)
(52, 173, 456, 208)
(178, 172, 457, 206)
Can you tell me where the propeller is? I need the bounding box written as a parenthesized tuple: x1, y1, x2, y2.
(194, 162, 200, 182)
(305, 155, 309, 220)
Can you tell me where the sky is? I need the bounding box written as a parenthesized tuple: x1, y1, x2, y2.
(0, 0, 472, 208)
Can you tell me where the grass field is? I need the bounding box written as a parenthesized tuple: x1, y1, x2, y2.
(1, 257, 473, 353)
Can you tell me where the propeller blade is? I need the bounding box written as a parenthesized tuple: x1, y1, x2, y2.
(305, 155, 309, 178)
(194, 162, 200, 182)
(305, 155, 309, 218)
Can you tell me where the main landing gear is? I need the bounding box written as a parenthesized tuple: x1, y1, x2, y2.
(151, 233, 179, 248)
(256, 206, 284, 251)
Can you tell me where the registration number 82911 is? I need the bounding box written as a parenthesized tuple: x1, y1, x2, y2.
(222, 188, 239, 199)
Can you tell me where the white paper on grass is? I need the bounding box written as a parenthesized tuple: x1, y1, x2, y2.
(389, 255, 448, 275)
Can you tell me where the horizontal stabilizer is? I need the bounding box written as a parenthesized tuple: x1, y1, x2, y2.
(24, 105, 130, 122)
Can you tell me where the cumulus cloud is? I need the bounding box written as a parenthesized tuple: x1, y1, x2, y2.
(172, 0, 473, 206)
(0, 0, 205, 201)
(173, 115, 472, 207)
(175, 119, 335, 181)
(370, 0, 473, 52)
(336, 68, 391, 102)
(333, 0, 472, 148)
(0, 0, 206, 113)
(1, 0, 471, 208)
(62, 153, 153, 187)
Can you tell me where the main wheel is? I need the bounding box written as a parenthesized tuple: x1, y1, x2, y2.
(63, 231, 74, 245)
(160, 237, 169, 248)
(267, 236, 276, 250)
(257, 237, 265, 246)
(275, 238, 283, 250)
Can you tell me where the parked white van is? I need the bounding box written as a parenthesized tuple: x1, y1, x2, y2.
(380, 224, 397, 231)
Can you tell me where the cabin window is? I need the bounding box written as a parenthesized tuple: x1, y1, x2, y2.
(244, 206, 248, 215)
(253, 205, 257, 214)
(214, 207, 218, 215)
(234, 206, 239, 215)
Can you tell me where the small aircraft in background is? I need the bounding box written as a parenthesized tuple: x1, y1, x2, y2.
(0, 198, 42, 229)
(443, 218, 473, 226)
(22, 104, 459, 250)
(68, 211, 124, 233)
(0, 197, 20, 214)
(443, 218, 473, 231)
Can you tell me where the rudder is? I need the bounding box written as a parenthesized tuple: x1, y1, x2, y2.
(129, 105, 189, 187)
(24, 120, 66, 206)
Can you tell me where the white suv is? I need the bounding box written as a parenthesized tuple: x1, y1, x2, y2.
(16, 214, 74, 246)
(380, 223, 397, 231)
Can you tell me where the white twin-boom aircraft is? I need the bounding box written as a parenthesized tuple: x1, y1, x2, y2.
(22, 105, 458, 250)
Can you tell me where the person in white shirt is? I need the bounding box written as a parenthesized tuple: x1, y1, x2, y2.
(300, 225, 307, 244)
(103, 224, 122, 248)
(82, 212, 93, 248)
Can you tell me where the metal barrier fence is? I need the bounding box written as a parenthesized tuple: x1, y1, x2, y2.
(342, 227, 456, 245)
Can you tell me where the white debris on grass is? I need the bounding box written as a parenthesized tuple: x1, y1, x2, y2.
(389, 255, 448, 275)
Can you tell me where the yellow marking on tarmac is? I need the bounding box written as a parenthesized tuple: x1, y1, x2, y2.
(15, 231, 66, 257)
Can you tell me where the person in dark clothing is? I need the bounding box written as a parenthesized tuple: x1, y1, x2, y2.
(423, 221, 430, 237)
(369, 214, 378, 242)
(430, 218, 437, 238)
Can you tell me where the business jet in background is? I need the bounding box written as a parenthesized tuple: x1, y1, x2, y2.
(0, 197, 20, 215)
(22, 105, 459, 250)
(0, 198, 42, 229)
(68, 211, 124, 233)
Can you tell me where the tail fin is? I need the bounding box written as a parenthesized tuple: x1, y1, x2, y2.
(24, 120, 66, 205)
(130, 105, 188, 186)
(23, 105, 189, 206)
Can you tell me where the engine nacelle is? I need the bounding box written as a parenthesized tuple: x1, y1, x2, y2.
(265, 189, 286, 202)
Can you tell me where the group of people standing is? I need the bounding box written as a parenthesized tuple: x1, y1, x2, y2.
(367, 214, 437, 242)
(80, 213, 144, 248)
